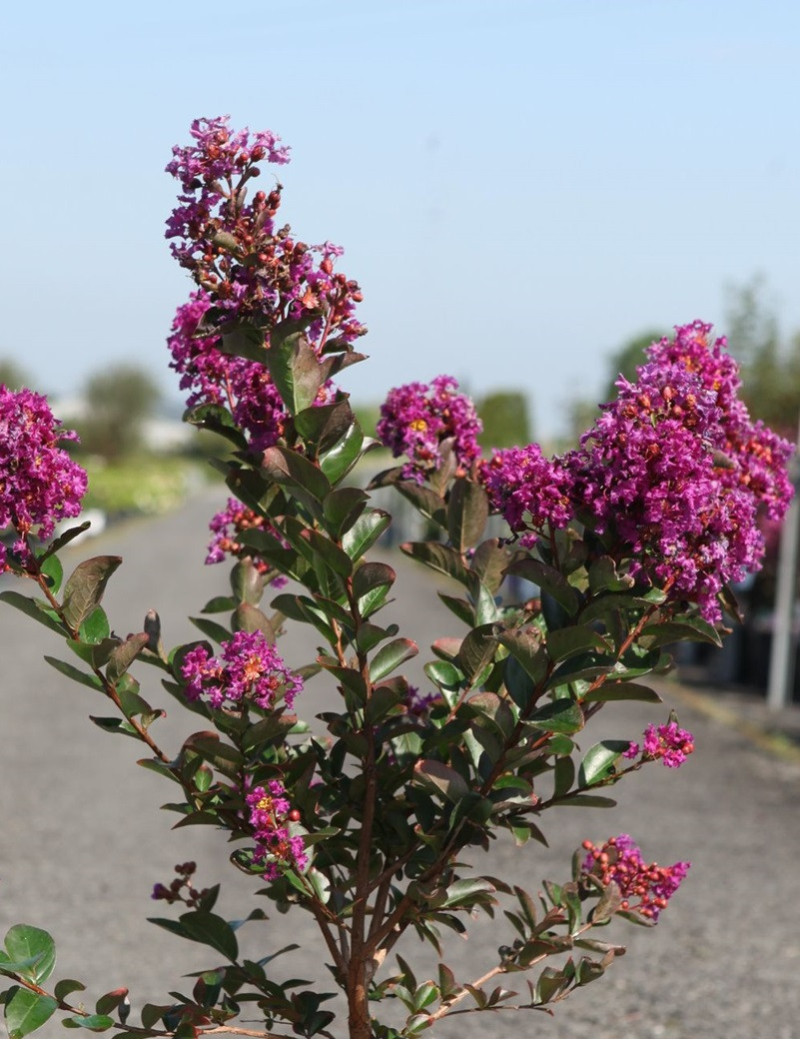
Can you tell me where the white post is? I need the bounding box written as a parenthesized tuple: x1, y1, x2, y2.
(767, 421, 800, 710)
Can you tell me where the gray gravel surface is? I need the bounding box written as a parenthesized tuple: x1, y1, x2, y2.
(2, 489, 799, 1039)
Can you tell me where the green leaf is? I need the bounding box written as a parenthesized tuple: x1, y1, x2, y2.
(106, 633, 149, 682)
(547, 626, 610, 663)
(582, 681, 662, 703)
(264, 326, 323, 415)
(0, 591, 64, 635)
(413, 759, 469, 801)
(447, 478, 489, 552)
(201, 594, 238, 614)
(294, 399, 354, 453)
(342, 509, 391, 559)
(356, 621, 398, 654)
(232, 602, 276, 640)
(183, 401, 248, 448)
(440, 877, 497, 908)
(54, 979, 85, 1001)
(498, 627, 546, 684)
(371, 638, 418, 682)
(390, 478, 447, 528)
(588, 555, 636, 594)
(220, 321, 265, 359)
(302, 527, 353, 577)
(458, 623, 499, 684)
(322, 487, 368, 538)
(79, 606, 110, 644)
(506, 558, 580, 615)
(3, 927, 56, 985)
(437, 592, 474, 625)
(639, 617, 723, 649)
(262, 445, 331, 505)
(319, 421, 365, 484)
(151, 911, 238, 962)
(89, 716, 139, 738)
(557, 794, 617, 808)
(95, 987, 129, 1016)
(44, 656, 103, 692)
(578, 740, 631, 787)
(527, 698, 584, 735)
(400, 541, 468, 585)
(38, 554, 63, 594)
(62, 557, 122, 630)
(4, 988, 57, 1038)
(63, 1012, 115, 1031)
(189, 616, 231, 644)
(230, 557, 266, 606)
(425, 659, 463, 694)
(38, 520, 91, 561)
(471, 538, 516, 595)
(353, 562, 396, 600)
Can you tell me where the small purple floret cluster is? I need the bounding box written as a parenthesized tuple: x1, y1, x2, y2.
(0, 385, 87, 571)
(180, 630, 302, 711)
(624, 721, 695, 768)
(246, 779, 308, 881)
(480, 444, 573, 547)
(206, 496, 288, 588)
(582, 834, 690, 921)
(166, 116, 365, 451)
(376, 375, 482, 482)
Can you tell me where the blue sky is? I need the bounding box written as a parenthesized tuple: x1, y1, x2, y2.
(1, 0, 798, 440)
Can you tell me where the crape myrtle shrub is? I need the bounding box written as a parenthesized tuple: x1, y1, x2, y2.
(0, 116, 793, 1039)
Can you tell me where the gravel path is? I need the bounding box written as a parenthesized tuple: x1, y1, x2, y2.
(1, 490, 798, 1039)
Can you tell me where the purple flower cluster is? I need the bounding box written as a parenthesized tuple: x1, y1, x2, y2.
(166, 116, 366, 449)
(246, 779, 308, 881)
(567, 321, 794, 622)
(582, 834, 690, 921)
(180, 630, 302, 711)
(624, 720, 695, 768)
(206, 496, 288, 588)
(480, 444, 573, 545)
(0, 385, 87, 571)
(376, 375, 482, 482)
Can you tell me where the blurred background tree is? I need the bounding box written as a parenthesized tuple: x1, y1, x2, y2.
(0, 358, 33, 391)
(476, 390, 531, 450)
(77, 364, 162, 460)
(725, 275, 800, 436)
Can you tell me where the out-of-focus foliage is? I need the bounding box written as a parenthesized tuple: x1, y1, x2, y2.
(78, 365, 162, 460)
(725, 276, 800, 437)
(477, 390, 531, 450)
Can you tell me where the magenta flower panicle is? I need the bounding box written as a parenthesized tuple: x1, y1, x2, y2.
(246, 779, 307, 881)
(166, 116, 366, 450)
(566, 321, 794, 623)
(376, 375, 482, 483)
(624, 720, 695, 768)
(180, 630, 302, 712)
(481, 443, 573, 545)
(0, 384, 87, 572)
(582, 834, 690, 921)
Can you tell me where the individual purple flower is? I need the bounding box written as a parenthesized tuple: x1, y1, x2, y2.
(0, 385, 88, 571)
(180, 630, 302, 711)
(481, 443, 573, 544)
(582, 834, 690, 921)
(376, 375, 482, 482)
(246, 779, 308, 880)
